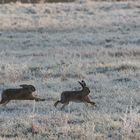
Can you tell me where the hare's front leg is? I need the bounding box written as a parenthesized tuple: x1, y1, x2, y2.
(33, 97, 45, 102)
(84, 96, 96, 106)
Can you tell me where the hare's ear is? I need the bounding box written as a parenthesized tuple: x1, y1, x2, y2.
(81, 80, 86, 87)
(20, 84, 36, 92)
(20, 84, 28, 88)
(78, 81, 84, 88)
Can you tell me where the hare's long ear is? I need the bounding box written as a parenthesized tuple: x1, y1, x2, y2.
(20, 84, 36, 92)
(78, 81, 84, 88)
(81, 80, 86, 87)
(20, 84, 28, 88)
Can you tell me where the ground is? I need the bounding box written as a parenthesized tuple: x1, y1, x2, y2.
(0, 0, 140, 139)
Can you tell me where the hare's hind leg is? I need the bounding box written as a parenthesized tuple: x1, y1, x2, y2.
(54, 100, 61, 107)
(0, 98, 10, 105)
(2, 100, 10, 106)
(61, 102, 69, 110)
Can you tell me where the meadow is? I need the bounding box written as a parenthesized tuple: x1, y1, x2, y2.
(0, 0, 140, 139)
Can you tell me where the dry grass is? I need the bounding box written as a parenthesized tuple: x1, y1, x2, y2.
(0, 1, 140, 139)
(0, 0, 135, 4)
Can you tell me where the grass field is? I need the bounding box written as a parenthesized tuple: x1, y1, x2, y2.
(0, 0, 140, 139)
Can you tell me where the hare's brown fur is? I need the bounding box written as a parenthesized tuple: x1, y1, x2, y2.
(54, 80, 96, 109)
(0, 84, 45, 105)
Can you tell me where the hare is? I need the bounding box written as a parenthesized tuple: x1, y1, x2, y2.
(54, 80, 96, 109)
(0, 84, 45, 105)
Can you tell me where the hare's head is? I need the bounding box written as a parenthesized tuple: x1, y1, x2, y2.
(84, 86, 90, 94)
(28, 85, 36, 92)
(20, 84, 36, 92)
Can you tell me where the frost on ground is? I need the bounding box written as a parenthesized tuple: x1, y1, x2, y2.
(0, 0, 140, 139)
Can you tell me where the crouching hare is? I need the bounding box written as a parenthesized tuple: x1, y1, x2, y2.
(54, 80, 96, 109)
(0, 84, 45, 105)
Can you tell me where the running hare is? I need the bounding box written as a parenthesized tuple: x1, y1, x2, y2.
(54, 80, 96, 109)
(0, 84, 45, 105)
